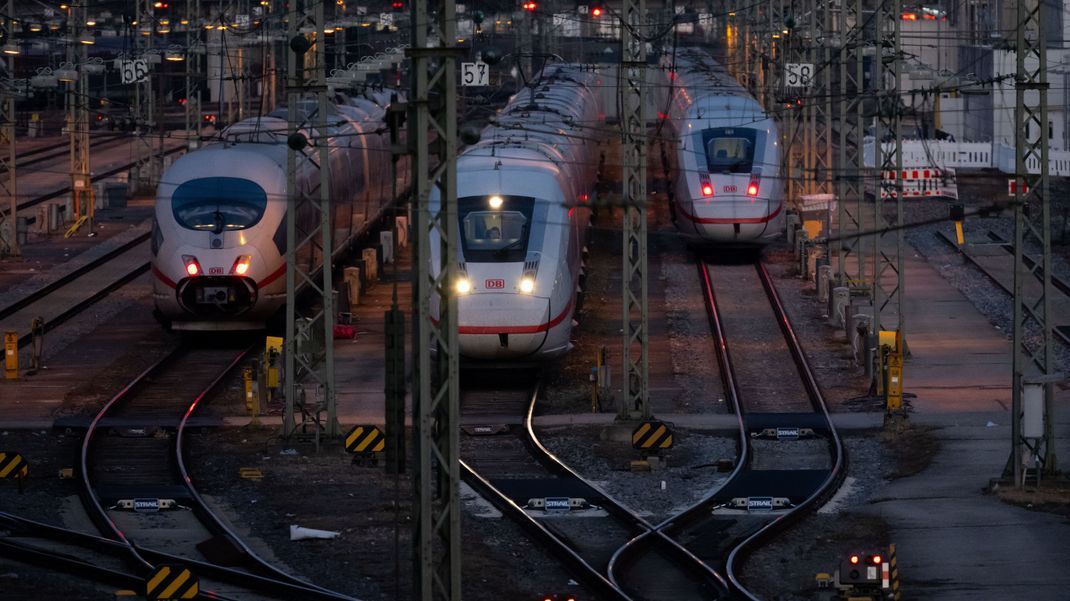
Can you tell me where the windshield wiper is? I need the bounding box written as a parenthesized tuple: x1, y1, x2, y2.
(495, 237, 524, 256)
(212, 209, 225, 235)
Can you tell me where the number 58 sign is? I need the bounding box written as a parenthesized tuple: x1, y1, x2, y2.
(785, 63, 813, 88)
(117, 59, 149, 84)
(460, 61, 489, 87)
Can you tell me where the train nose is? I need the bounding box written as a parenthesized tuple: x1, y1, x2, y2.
(457, 294, 554, 359)
(177, 276, 259, 317)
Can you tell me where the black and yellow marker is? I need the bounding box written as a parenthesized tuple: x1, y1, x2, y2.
(145, 564, 199, 601)
(888, 543, 901, 600)
(0, 451, 27, 480)
(632, 420, 673, 451)
(949, 203, 965, 246)
(345, 425, 386, 455)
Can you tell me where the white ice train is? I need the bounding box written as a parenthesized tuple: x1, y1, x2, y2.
(662, 48, 785, 245)
(152, 93, 404, 330)
(430, 64, 603, 361)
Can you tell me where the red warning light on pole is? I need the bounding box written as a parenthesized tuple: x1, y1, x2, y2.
(591, 6, 602, 16)
(522, 1, 537, 11)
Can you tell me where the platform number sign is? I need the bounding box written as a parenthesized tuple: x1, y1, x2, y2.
(461, 61, 489, 87)
(785, 63, 814, 88)
(117, 59, 149, 85)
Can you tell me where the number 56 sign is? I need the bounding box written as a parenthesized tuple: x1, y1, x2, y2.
(117, 59, 150, 84)
(460, 61, 489, 87)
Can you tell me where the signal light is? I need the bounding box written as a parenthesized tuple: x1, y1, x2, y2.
(391, 1, 403, 8)
(849, 555, 859, 564)
(591, 6, 602, 16)
(872, 555, 882, 565)
(522, 1, 537, 11)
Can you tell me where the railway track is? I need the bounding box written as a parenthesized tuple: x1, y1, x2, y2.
(1, 142, 186, 220)
(68, 342, 353, 600)
(936, 228, 1070, 344)
(0, 232, 151, 349)
(668, 257, 845, 598)
(459, 371, 727, 600)
(3, 134, 127, 177)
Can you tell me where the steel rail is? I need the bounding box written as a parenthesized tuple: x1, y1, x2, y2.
(723, 261, 848, 599)
(75, 344, 354, 600)
(0, 511, 345, 601)
(523, 380, 731, 598)
(2, 134, 127, 176)
(936, 231, 1070, 345)
(1, 144, 186, 219)
(174, 350, 359, 601)
(605, 259, 751, 588)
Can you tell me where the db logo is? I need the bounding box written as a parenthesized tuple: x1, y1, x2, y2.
(723, 185, 738, 193)
(485, 279, 505, 289)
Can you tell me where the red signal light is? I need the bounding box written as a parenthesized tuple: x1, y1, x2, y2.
(849, 555, 860, 565)
(591, 6, 602, 16)
(872, 555, 882, 565)
(522, 1, 537, 11)
(391, 1, 403, 7)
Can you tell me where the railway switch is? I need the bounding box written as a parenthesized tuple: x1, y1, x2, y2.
(4, 330, 17, 380)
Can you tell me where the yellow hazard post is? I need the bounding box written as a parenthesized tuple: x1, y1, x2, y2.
(263, 336, 282, 393)
(950, 203, 965, 246)
(880, 330, 905, 413)
(4, 331, 17, 381)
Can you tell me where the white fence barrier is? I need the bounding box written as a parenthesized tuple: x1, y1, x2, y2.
(863, 138, 1070, 176)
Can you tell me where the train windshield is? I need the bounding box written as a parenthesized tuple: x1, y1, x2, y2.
(458, 195, 535, 262)
(701, 128, 756, 174)
(171, 177, 268, 233)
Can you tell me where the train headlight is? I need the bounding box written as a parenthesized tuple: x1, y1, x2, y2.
(231, 255, 252, 276)
(519, 277, 535, 294)
(455, 277, 472, 295)
(182, 255, 202, 277)
(488, 195, 504, 209)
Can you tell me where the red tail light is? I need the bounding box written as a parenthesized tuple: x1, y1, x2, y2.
(699, 173, 713, 197)
(182, 255, 201, 277)
(747, 171, 761, 197)
(747, 182, 759, 196)
(231, 255, 252, 276)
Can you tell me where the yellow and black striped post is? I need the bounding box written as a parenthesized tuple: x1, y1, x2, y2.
(888, 543, 901, 600)
(632, 420, 673, 452)
(145, 564, 199, 600)
(0, 451, 27, 492)
(344, 425, 385, 455)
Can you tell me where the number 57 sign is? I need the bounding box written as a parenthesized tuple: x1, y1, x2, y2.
(117, 59, 150, 84)
(461, 61, 489, 87)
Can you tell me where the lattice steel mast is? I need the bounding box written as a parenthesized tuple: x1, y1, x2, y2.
(409, 0, 462, 596)
(68, 0, 92, 234)
(619, 0, 650, 420)
(283, 0, 338, 439)
(835, 0, 866, 288)
(133, 0, 157, 195)
(870, 0, 905, 344)
(1010, 0, 1058, 483)
(0, 0, 17, 258)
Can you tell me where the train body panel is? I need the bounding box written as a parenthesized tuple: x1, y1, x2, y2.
(430, 65, 602, 362)
(153, 95, 403, 330)
(664, 49, 785, 245)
